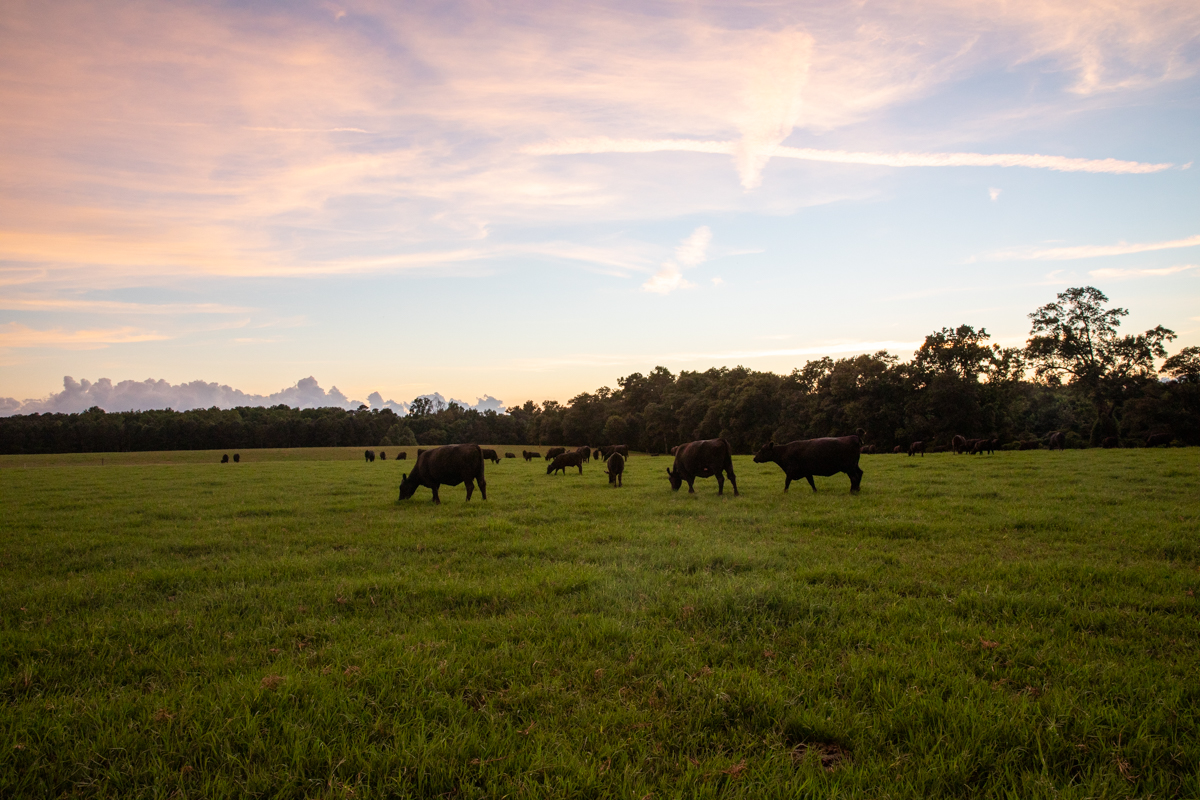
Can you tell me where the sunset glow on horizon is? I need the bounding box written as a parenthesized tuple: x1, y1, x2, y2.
(2, 0, 1198, 413)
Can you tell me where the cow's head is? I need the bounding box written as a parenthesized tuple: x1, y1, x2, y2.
(753, 441, 775, 463)
(546, 462, 555, 475)
(397, 472, 420, 500)
(666, 467, 682, 491)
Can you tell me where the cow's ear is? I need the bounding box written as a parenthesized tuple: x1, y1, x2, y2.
(402, 472, 408, 481)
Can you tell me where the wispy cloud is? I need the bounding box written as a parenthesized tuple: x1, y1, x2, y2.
(505, 340, 922, 371)
(1089, 264, 1198, 279)
(527, 138, 1173, 176)
(0, 297, 254, 314)
(643, 227, 712, 294)
(995, 233, 1200, 260)
(0, 323, 169, 350)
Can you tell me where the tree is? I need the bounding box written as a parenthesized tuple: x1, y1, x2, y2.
(1025, 286, 1175, 443)
(913, 325, 995, 381)
(1162, 346, 1200, 383)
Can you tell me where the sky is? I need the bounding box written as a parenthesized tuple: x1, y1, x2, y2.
(1, 0, 1198, 414)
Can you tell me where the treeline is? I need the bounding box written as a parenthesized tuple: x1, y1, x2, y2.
(2, 287, 1197, 455)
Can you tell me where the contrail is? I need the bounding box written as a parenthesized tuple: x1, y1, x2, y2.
(525, 137, 1173, 175)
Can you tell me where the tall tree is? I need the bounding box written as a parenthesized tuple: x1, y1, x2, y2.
(1025, 286, 1175, 443)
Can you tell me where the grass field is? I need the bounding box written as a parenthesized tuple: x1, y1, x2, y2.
(2, 447, 1198, 798)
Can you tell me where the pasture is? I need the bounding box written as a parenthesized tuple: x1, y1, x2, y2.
(2, 448, 1198, 798)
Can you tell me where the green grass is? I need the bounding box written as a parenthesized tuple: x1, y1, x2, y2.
(2, 449, 1198, 798)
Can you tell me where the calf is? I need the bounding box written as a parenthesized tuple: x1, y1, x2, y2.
(1146, 432, 1173, 447)
(398, 444, 486, 504)
(481, 448, 501, 464)
(547, 450, 584, 475)
(907, 441, 925, 457)
(666, 439, 737, 495)
(604, 452, 625, 487)
(754, 437, 863, 493)
(505, 452, 516, 459)
(544, 447, 566, 461)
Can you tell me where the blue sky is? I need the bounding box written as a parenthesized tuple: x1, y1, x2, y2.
(1, 0, 1198, 413)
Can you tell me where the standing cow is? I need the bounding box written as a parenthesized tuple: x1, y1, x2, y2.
(666, 439, 738, 495)
(574, 445, 591, 464)
(544, 447, 566, 461)
(754, 437, 863, 493)
(365, 449, 375, 462)
(604, 452, 625, 487)
(547, 450, 584, 475)
(952, 434, 967, 454)
(522, 450, 538, 461)
(1047, 431, 1066, 451)
(907, 441, 925, 457)
(481, 448, 501, 464)
(398, 444, 487, 504)
(598, 444, 629, 460)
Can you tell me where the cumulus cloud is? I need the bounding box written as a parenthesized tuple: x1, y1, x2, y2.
(643, 227, 712, 294)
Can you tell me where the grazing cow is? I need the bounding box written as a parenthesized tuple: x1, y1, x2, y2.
(893, 445, 902, 454)
(952, 434, 967, 454)
(398, 444, 486, 504)
(544, 447, 566, 461)
(969, 438, 994, 455)
(598, 444, 630, 460)
(1047, 431, 1066, 451)
(380, 451, 387, 460)
(575, 445, 591, 464)
(522, 450, 538, 462)
(907, 441, 925, 457)
(1146, 432, 1173, 447)
(397, 452, 407, 460)
(233, 454, 240, 463)
(1102, 437, 1119, 449)
(666, 439, 738, 495)
(365, 449, 375, 462)
(754, 437, 863, 493)
(547, 450, 584, 475)
(593, 449, 602, 461)
(505, 452, 516, 459)
(221, 454, 229, 463)
(481, 448, 501, 464)
(604, 452, 625, 487)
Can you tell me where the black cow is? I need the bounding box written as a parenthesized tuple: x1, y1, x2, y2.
(398, 444, 487, 504)
(1146, 432, 1173, 447)
(893, 445, 902, 454)
(221, 454, 229, 463)
(481, 448, 501, 464)
(505, 452, 516, 459)
(544, 447, 566, 461)
(754, 437, 863, 493)
(907, 441, 925, 457)
(598, 444, 629, 460)
(604, 452, 625, 486)
(1101, 437, 1119, 449)
(233, 454, 240, 463)
(547, 450, 584, 475)
(969, 438, 992, 455)
(1047, 431, 1066, 451)
(380, 451, 387, 460)
(952, 434, 967, 454)
(365, 449, 375, 462)
(522, 450, 538, 462)
(396, 452, 407, 460)
(593, 448, 602, 461)
(575, 446, 591, 464)
(666, 439, 737, 495)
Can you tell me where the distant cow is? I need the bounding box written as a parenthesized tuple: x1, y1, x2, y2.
(233, 454, 240, 463)
(598, 444, 629, 460)
(522, 450, 538, 461)
(547, 450, 584, 475)
(605, 452, 625, 487)
(666, 439, 737, 495)
(481, 448, 501, 464)
(1146, 432, 1173, 447)
(221, 454, 229, 463)
(396, 452, 407, 460)
(544, 447, 566, 461)
(969, 438, 994, 455)
(593, 449, 603, 461)
(365, 449, 375, 462)
(380, 451, 387, 460)
(505, 452, 516, 459)
(1047, 431, 1066, 451)
(952, 434, 967, 454)
(398, 444, 486, 504)
(907, 441, 925, 457)
(893, 445, 902, 454)
(1102, 437, 1119, 449)
(575, 445, 591, 463)
(755, 437, 863, 493)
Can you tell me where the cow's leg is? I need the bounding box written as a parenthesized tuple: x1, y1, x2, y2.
(727, 471, 738, 496)
(849, 467, 862, 493)
(806, 475, 817, 492)
(478, 475, 487, 500)
(716, 473, 724, 494)
(618, 474, 622, 487)
(465, 479, 474, 501)
(687, 478, 695, 493)
(577, 464, 582, 475)
(784, 475, 792, 492)
(431, 485, 441, 504)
